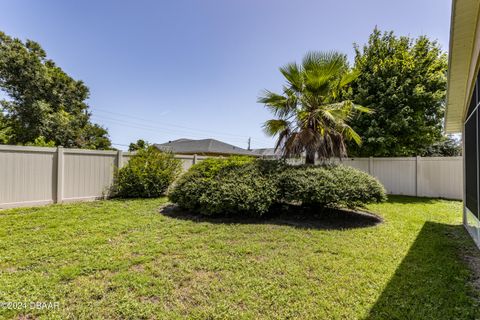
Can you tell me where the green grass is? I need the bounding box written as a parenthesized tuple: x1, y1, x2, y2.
(0, 196, 478, 319)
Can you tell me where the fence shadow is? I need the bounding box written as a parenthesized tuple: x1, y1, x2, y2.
(382, 195, 446, 205)
(365, 221, 480, 319)
(160, 204, 382, 231)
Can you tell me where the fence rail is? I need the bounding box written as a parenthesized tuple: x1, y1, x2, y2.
(0, 145, 463, 209)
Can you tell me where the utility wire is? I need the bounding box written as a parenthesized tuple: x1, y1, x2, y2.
(91, 112, 273, 147)
(92, 114, 265, 145)
(92, 107, 266, 140)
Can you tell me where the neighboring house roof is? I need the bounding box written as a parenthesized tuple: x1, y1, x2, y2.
(154, 138, 259, 156)
(250, 148, 282, 158)
(445, 0, 480, 133)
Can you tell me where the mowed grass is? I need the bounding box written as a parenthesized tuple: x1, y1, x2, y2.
(0, 196, 479, 319)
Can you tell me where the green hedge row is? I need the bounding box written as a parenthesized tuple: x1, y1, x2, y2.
(169, 157, 386, 216)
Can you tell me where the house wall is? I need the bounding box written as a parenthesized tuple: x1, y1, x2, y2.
(447, 0, 480, 250)
(463, 72, 480, 249)
(0, 145, 464, 209)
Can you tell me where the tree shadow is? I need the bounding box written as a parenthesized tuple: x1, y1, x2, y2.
(160, 204, 382, 231)
(365, 222, 480, 320)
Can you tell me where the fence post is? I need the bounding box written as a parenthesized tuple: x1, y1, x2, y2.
(116, 150, 123, 169)
(193, 154, 197, 165)
(415, 156, 421, 197)
(56, 146, 64, 203)
(368, 156, 373, 175)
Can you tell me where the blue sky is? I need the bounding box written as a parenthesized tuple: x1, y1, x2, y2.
(0, 0, 451, 150)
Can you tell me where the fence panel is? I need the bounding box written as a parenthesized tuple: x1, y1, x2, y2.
(341, 158, 370, 173)
(63, 149, 118, 202)
(417, 157, 463, 199)
(0, 145, 57, 208)
(371, 158, 417, 196)
(0, 145, 464, 208)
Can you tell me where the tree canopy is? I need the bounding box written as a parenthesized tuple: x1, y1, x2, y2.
(347, 28, 450, 157)
(0, 31, 111, 149)
(128, 139, 150, 152)
(259, 51, 369, 164)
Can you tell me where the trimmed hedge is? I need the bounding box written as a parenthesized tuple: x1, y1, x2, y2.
(279, 165, 386, 209)
(169, 158, 386, 216)
(113, 146, 182, 198)
(169, 157, 283, 216)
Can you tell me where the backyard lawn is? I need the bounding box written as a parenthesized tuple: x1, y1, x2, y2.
(0, 196, 479, 319)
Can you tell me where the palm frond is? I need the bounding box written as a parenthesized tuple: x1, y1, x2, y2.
(279, 62, 303, 92)
(339, 69, 360, 87)
(351, 104, 372, 114)
(341, 124, 362, 146)
(262, 119, 290, 137)
(258, 90, 295, 118)
(302, 51, 346, 71)
(302, 51, 348, 94)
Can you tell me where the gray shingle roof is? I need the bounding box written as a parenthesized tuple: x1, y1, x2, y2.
(154, 139, 259, 156)
(249, 148, 282, 157)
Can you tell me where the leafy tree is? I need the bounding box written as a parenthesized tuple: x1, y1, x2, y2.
(348, 28, 448, 157)
(259, 51, 369, 164)
(128, 139, 149, 152)
(420, 135, 461, 157)
(24, 136, 56, 147)
(0, 112, 10, 144)
(0, 31, 111, 149)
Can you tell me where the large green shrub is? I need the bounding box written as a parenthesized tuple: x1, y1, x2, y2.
(169, 157, 282, 216)
(169, 158, 386, 216)
(279, 165, 386, 209)
(113, 146, 182, 198)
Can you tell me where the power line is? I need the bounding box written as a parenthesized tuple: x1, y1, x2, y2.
(112, 142, 130, 147)
(92, 114, 259, 144)
(92, 107, 264, 140)
(91, 112, 273, 147)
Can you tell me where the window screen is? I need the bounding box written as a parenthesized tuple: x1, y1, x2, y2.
(466, 108, 478, 216)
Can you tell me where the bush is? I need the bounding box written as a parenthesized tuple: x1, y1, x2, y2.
(113, 146, 182, 198)
(169, 157, 282, 216)
(279, 165, 386, 209)
(169, 158, 386, 216)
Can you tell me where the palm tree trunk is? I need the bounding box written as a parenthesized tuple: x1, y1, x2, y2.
(305, 151, 316, 165)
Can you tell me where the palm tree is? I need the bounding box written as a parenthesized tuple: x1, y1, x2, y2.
(259, 51, 369, 164)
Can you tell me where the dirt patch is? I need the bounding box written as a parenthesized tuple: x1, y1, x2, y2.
(465, 253, 480, 292)
(459, 237, 480, 294)
(165, 269, 221, 310)
(452, 227, 480, 299)
(130, 264, 145, 273)
(140, 296, 160, 304)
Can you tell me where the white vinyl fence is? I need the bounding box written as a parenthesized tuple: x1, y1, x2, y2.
(340, 156, 463, 200)
(0, 145, 207, 209)
(0, 144, 463, 209)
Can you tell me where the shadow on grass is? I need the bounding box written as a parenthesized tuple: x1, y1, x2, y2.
(160, 204, 382, 231)
(384, 195, 461, 205)
(365, 222, 480, 320)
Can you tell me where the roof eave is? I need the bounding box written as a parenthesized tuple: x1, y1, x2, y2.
(445, 0, 480, 133)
